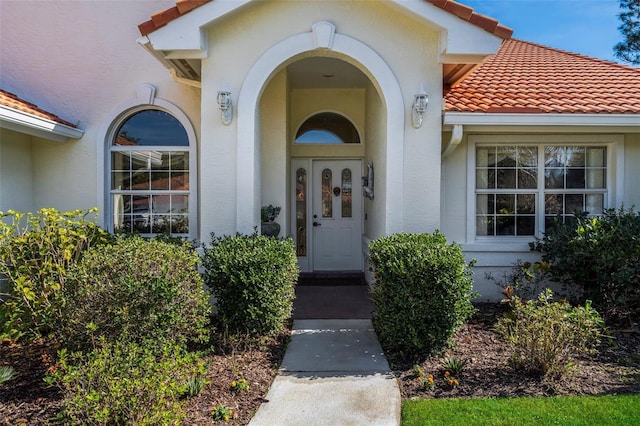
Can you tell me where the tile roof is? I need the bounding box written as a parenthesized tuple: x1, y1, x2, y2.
(138, 0, 513, 39)
(444, 39, 640, 114)
(0, 89, 77, 127)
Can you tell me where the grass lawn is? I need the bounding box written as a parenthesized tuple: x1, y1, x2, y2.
(402, 394, 640, 426)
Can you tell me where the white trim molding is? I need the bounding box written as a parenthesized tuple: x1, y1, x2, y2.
(444, 112, 640, 131)
(0, 106, 84, 142)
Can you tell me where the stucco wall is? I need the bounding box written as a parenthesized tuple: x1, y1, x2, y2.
(624, 133, 640, 207)
(0, 129, 34, 213)
(260, 71, 289, 234)
(199, 0, 442, 238)
(0, 0, 201, 224)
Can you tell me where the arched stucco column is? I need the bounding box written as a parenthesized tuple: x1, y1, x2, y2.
(237, 23, 404, 235)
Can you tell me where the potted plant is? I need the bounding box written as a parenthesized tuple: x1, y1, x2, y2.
(260, 205, 281, 237)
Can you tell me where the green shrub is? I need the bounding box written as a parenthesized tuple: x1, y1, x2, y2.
(368, 232, 476, 364)
(202, 233, 298, 336)
(531, 207, 640, 321)
(47, 339, 206, 425)
(0, 208, 110, 340)
(62, 235, 211, 349)
(496, 289, 604, 378)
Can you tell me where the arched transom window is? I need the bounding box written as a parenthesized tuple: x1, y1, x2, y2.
(295, 112, 360, 144)
(109, 109, 191, 235)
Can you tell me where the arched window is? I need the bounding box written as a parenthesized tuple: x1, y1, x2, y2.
(109, 109, 192, 235)
(295, 112, 360, 144)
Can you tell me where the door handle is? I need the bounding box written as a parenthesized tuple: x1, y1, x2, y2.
(313, 221, 321, 227)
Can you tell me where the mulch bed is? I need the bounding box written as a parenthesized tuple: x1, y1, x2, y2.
(1, 304, 638, 425)
(397, 303, 640, 400)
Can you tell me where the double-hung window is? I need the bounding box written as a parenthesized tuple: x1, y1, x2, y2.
(475, 142, 609, 238)
(110, 109, 191, 236)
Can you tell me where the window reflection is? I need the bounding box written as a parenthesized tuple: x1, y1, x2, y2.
(111, 110, 190, 235)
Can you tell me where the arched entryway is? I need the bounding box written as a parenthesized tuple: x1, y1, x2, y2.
(237, 21, 405, 271)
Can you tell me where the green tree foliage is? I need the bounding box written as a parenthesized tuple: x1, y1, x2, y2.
(614, 0, 640, 64)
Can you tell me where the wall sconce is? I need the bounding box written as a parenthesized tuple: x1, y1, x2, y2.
(217, 87, 232, 125)
(411, 86, 429, 129)
(362, 160, 374, 199)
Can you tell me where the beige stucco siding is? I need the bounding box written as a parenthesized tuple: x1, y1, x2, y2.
(624, 133, 640, 207)
(0, 129, 34, 213)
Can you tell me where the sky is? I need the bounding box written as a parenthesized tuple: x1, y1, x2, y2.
(459, 0, 624, 63)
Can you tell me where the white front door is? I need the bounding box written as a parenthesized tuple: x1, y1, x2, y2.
(311, 160, 363, 271)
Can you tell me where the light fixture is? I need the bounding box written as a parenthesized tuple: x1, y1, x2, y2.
(411, 86, 429, 129)
(217, 85, 232, 125)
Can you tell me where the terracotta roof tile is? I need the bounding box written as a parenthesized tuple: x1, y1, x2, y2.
(139, 0, 513, 39)
(0, 89, 77, 127)
(444, 39, 640, 114)
(139, 0, 210, 36)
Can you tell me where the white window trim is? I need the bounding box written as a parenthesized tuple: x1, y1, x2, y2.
(97, 88, 197, 239)
(465, 134, 624, 248)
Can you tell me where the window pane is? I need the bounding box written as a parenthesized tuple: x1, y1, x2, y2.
(518, 147, 538, 167)
(129, 195, 151, 233)
(587, 148, 606, 167)
(171, 152, 189, 170)
(566, 168, 585, 188)
(516, 216, 535, 236)
(150, 172, 170, 190)
(476, 169, 490, 189)
(545, 146, 565, 167)
(566, 146, 585, 167)
(170, 171, 189, 190)
(545, 168, 564, 189)
(322, 169, 332, 218)
(112, 171, 130, 190)
(565, 194, 584, 214)
(545, 194, 563, 214)
(586, 194, 604, 214)
(112, 152, 130, 170)
(496, 216, 515, 235)
(296, 168, 307, 256)
(496, 194, 515, 214)
(115, 110, 189, 147)
(476, 215, 494, 236)
(587, 169, 605, 189)
(341, 169, 352, 218)
(497, 147, 517, 167)
(476, 194, 494, 214)
(518, 168, 537, 189)
(517, 194, 535, 214)
(476, 147, 492, 167)
(497, 169, 516, 189)
(295, 112, 360, 144)
(171, 194, 189, 214)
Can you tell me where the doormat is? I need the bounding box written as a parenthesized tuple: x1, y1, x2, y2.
(292, 285, 373, 319)
(297, 272, 367, 287)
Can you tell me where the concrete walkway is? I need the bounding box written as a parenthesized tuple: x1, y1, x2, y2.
(249, 319, 401, 426)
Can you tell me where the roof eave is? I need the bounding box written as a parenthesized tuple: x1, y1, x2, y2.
(444, 112, 640, 127)
(0, 106, 84, 143)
